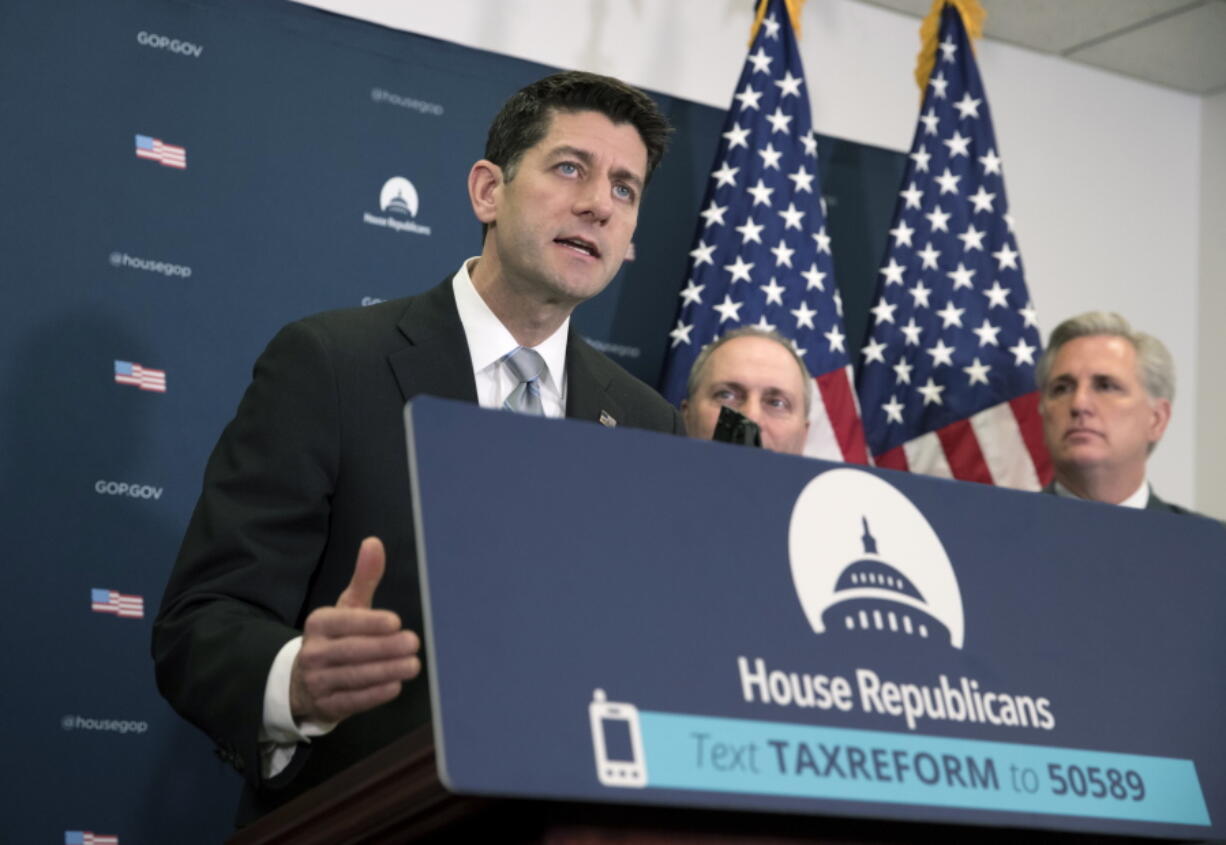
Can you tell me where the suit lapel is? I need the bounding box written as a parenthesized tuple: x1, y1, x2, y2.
(564, 332, 620, 425)
(390, 286, 621, 423)
(387, 278, 479, 405)
(1145, 488, 1175, 513)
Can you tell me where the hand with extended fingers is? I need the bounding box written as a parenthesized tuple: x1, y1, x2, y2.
(289, 537, 421, 725)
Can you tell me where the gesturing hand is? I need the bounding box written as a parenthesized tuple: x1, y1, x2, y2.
(289, 537, 421, 725)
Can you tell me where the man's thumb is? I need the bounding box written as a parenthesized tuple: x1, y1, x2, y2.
(337, 536, 386, 609)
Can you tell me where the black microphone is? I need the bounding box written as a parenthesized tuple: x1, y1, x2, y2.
(711, 406, 762, 448)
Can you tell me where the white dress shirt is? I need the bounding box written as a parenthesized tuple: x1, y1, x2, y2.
(452, 257, 569, 416)
(258, 258, 570, 777)
(1052, 478, 1150, 509)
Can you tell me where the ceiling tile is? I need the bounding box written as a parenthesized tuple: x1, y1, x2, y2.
(860, 0, 1196, 53)
(856, 0, 1224, 94)
(1067, 1, 1226, 93)
(978, 0, 1197, 54)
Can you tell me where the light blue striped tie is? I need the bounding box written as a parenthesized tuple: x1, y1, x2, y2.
(502, 346, 545, 416)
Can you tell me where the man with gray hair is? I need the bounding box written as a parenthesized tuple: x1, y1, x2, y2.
(1036, 311, 1188, 512)
(682, 326, 811, 455)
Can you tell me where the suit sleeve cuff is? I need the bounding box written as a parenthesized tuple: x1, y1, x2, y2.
(259, 636, 338, 779)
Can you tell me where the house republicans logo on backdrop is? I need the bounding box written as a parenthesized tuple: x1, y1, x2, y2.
(363, 176, 432, 236)
(788, 467, 964, 649)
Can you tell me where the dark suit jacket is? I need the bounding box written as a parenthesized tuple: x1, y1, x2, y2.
(152, 278, 682, 823)
(1041, 482, 1192, 515)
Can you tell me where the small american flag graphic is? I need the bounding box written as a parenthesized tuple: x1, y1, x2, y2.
(113, 360, 166, 393)
(134, 134, 186, 169)
(90, 588, 144, 619)
(65, 831, 119, 845)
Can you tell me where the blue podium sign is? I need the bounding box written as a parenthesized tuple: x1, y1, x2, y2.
(406, 397, 1224, 838)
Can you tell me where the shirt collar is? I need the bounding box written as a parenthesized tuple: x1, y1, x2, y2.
(451, 258, 569, 388)
(1052, 478, 1150, 509)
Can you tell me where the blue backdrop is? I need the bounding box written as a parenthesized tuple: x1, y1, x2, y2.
(0, 0, 903, 840)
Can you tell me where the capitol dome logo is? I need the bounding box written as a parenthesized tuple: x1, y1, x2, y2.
(380, 176, 419, 217)
(363, 175, 431, 236)
(788, 468, 964, 649)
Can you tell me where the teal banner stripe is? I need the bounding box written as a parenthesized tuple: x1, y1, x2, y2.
(639, 712, 1210, 827)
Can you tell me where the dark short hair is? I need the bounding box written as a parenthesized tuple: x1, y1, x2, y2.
(484, 71, 671, 184)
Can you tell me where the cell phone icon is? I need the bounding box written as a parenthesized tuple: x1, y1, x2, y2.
(589, 688, 647, 788)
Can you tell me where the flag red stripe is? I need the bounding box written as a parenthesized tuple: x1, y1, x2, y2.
(874, 445, 908, 472)
(936, 419, 994, 485)
(815, 368, 868, 464)
(1009, 391, 1052, 486)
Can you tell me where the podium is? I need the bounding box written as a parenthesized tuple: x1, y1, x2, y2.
(233, 398, 1223, 842)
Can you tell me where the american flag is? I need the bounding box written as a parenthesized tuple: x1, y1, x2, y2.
(134, 134, 186, 169)
(855, 4, 1050, 489)
(65, 832, 119, 845)
(114, 359, 167, 393)
(91, 588, 145, 619)
(659, 0, 867, 462)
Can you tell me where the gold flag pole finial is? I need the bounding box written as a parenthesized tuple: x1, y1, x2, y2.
(914, 0, 986, 94)
(748, 0, 808, 45)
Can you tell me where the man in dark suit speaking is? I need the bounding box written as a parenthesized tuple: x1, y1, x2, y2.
(1035, 311, 1192, 513)
(152, 71, 682, 824)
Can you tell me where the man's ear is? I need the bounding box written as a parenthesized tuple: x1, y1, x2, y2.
(1147, 397, 1172, 445)
(468, 159, 502, 225)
